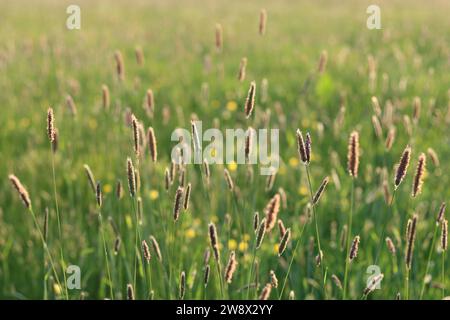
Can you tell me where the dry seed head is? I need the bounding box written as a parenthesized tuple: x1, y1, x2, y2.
(142, 240, 151, 263)
(412, 153, 426, 197)
(47, 107, 55, 142)
(270, 270, 278, 288)
(164, 168, 170, 191)
(83, 164, 96, 194)
(312, 176, 329, 205)
(317, 50, 328, 74)
(264, 193, 281, 232)
(349, 235, 360, 261)
(331, 274, 343, 290)
(253, 212, 259, 233)
(215, 23, 222, 51)
(145, 89, 155, 116)
(363, 273, 384, 296)
(147, 127, 157, 162)
(256, 218, 267, 249)
(259, 9, 267, 35)
(245, 127, 253, 162)
(170, 160, 176, 184)
(183, 183, 191, 210)
(223, 168, 234, 191)
(382, 180, 391, 204)
(405, 214, 418, 269)
(9, 174, 32, 209)
(204, 265, 210, 288)
(150, 235, 162, 262)
(394, 145, 411, 189)
(116, 179, 123, 199)
(441, 219, 448, 251)
(347, 131, 360, 178)
(437, 202, 446, 224)
(259, 283, 272, 300)
(278, 228, 291, 256)
(51, 128, 59, 153)
(224, 251, 238, 283)
(385, 237, 396, 255)
(385, 127, 396, 151)
(278, 187, 287, 209)
(427, 148, 439, 167)
(126, 157, 136, 197)
(102, 84, 110, 109)
(208, 223, 220, 261)
(135, 46, 144, 66)
(96, 182, 102, 207)
(265, 172, 276, 192)
(66, 94, 77, 116)
(238, 57, 247, 82)
(277, 219, 286, 238)
(173, 186, 184, 221)
(296, 129, 309, 164)
(371, 96, 382, 116)
(131, 114, 140, 156)
(126, 284, 134, 300)
(244, 81, 256, 119)
(371, 115, 383, 139)
(305, 132, 312, 163)
(179, 271, 186, 300)
(114, 50, 125, 81)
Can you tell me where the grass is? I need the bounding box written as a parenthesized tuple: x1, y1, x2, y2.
(0, 0, 449, 300)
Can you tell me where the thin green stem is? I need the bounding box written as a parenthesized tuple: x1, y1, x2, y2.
(305, 165, 327, 299)
(28, 207, 63, 297)
(405, 268, 410, 300)
(442, 251, 446, 299)
(343, 179, 355, 300)
(419, 223, 439, 299)
(278, 221, 307, 299)
(50, 146, 69, 300)
(246, 243, 257, 299)
(98, 208, 114, 299)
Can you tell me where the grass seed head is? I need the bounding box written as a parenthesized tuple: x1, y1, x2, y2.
(394, 145, 411, 189)
(9, 174, 32, 209)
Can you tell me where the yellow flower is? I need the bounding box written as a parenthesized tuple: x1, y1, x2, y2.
(298, 185, 308, 196)
(149, 189, 159, 200)
(125, 214, 132, 229)
(228, 239, 237, 250)
(273, 244, 279, 254)
(289, 157, 299, 167)
(211, 215, 219, 223)
(53, 283, 62, 296)
(243, 234, 250, 242)
(226, 101, 238, 112)
(103, 184, 112, 194)
(238, 241, 249, 252)
(185, 228, 196, 239)
(228, 161, 238, 172)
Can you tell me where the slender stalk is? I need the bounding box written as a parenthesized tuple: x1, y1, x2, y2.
(98, 208, 114, 299)
(50, 145, 69, 300)
(343, 179, 355, 299)
(442, 251, 446, 299)
(246, 243, 257, 299)
(305, 166, 326, 298)
(374, 189, 397, 265)
(29, 207, 63, 297)
(405, 268, 410, 300)
(278, 221, 307, 299)
(419, 223, 439, 299)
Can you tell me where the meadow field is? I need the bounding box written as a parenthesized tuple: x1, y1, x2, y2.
(0, 0, 449, 300)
